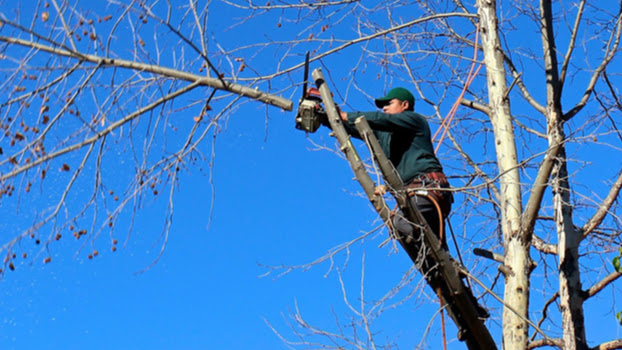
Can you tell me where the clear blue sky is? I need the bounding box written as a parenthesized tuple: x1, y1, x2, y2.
(1, 1, 621, 349)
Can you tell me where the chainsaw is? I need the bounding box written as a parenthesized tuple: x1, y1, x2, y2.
(295, 52, 326, 133)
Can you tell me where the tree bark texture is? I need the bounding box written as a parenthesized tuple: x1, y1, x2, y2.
(553, 145, 587, 350)
(540, 0, 587, 348)
(477, 1, 530, 348)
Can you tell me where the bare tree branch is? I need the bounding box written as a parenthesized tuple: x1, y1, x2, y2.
(528, 338, 563, 349)
(590, 340, 622, 350)
(0, 35, 293, 110)
(564, 9, 622, 121)
(558, 0, 586, 86)
(532, 234, 557, 254)
(1, 81, 202, 182)
(582, 168, 622, 239)
(584, 270, 622, 299)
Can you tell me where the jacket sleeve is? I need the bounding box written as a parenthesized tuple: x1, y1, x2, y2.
(346, 111, 424, 132)
(321, 113, 363, 139)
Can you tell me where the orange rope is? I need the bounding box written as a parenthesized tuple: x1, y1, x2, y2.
(433, 23, 482, 153)
(429, 193, 448, 350)
(424, 194, 445, 249)
(437, 287, 448, 350)
(434, 63, 483, 153)
(406, 190, 448, 349)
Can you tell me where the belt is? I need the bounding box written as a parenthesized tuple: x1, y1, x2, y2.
(407, 172, 448, 188)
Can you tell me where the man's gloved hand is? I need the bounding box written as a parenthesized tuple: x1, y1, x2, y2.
(339, 109, 347, 121)
(374, 185, 387, 196)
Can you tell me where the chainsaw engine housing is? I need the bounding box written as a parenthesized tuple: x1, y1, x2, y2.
(295, 93, 325, 133)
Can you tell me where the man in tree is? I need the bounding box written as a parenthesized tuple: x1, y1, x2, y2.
(334, 87, 489, 321)
(336, 87, 452, 245)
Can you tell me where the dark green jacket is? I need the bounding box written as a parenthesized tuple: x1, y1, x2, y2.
(342, 110, 442, 184)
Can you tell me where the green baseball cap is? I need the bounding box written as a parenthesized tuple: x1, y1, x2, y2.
(374, 87, 415, 110)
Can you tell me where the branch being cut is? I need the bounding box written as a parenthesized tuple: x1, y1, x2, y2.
(0, 36, 293, 111)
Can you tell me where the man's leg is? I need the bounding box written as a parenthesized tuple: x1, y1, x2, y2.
(393, 195, 444, 246)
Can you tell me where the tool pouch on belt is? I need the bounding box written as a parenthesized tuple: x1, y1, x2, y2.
(405, 172, 453, 218)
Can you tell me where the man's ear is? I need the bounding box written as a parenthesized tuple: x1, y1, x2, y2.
(402, 100, 410, 110)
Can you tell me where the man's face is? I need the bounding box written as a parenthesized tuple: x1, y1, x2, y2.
(382, 98, 409, 114)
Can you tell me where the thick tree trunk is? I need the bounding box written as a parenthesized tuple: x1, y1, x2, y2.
(539, 0, 588, 347)
(553, 140, 588, 350)
(477, 1, 530, 349)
